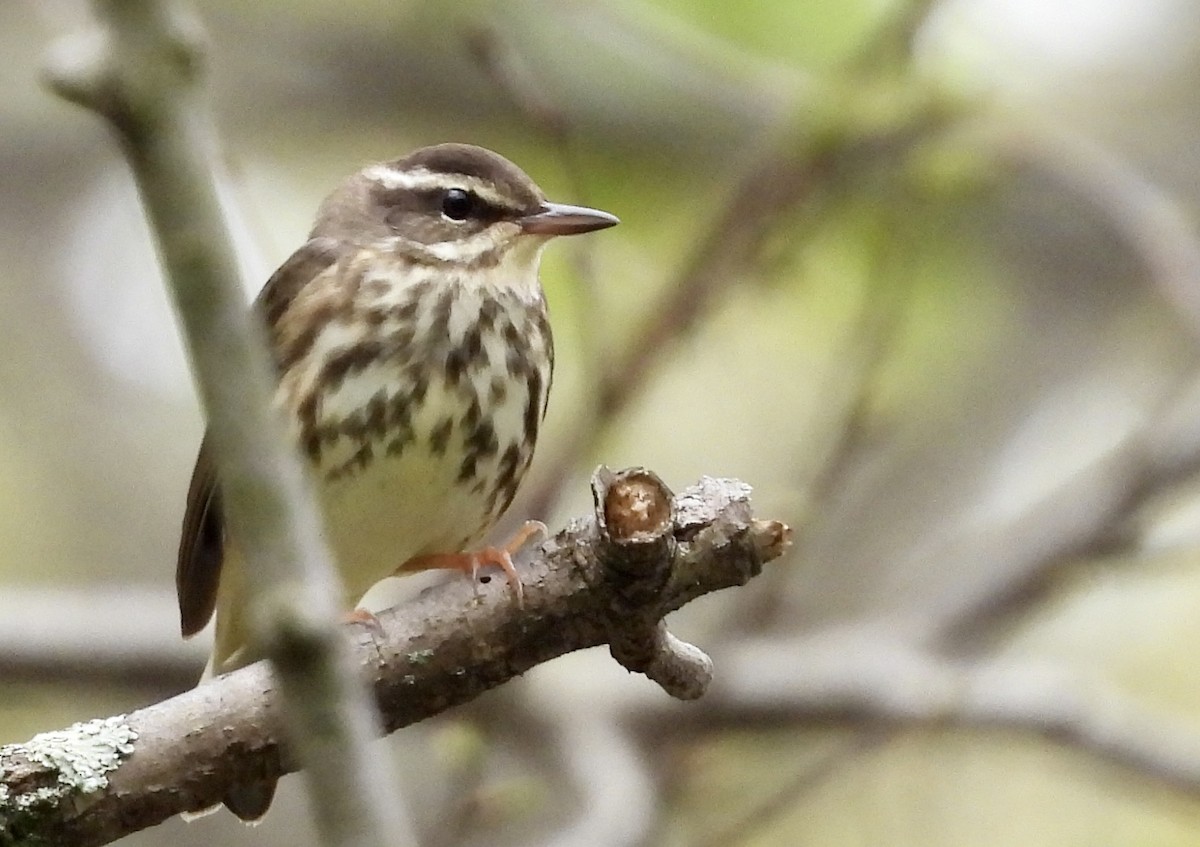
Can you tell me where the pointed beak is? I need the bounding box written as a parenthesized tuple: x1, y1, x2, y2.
(519, 202, 619, 236)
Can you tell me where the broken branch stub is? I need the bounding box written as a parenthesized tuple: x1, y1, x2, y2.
(593, 466, 676, 601)
(593, 467, 716, 700)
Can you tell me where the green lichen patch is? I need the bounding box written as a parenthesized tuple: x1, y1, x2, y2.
(1, 715, 139, 840)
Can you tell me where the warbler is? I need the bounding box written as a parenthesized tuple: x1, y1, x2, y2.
(176, 143, 617, 819)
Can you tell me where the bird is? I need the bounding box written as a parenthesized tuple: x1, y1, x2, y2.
(175, 143, 618, 820)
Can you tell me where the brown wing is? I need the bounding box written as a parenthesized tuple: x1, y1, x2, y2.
(176, 435, 222, 637)
(175, 237, 342, 637)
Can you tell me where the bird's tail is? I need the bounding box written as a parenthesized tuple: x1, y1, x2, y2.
(182, 548, 278, 823)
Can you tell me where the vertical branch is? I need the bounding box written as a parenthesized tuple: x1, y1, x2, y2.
(42, 2, 413, 845)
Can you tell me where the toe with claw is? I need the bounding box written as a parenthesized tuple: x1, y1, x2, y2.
(397, 520, 548, 607)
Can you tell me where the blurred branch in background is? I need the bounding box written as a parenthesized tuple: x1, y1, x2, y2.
(521, 2, 958, 521)
(39, 0, 409, 844)
(997, 121, 1200, 341)
(917, 123, 1200, 647)
(688, 633, 1200, 795)
(0, 586, 200, 690)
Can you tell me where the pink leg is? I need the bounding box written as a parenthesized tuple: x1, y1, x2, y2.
(343, 607, 384, 637)
(398, 520, 548, 606)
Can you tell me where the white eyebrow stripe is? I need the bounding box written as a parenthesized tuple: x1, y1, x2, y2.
(362, 165, 516, 210)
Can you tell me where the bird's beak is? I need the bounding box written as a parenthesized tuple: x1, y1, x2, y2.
(519, 202, 619, 236)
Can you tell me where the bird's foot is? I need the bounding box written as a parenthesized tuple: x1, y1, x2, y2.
(399, 520, 548, 607)
(342, 607, 384, 637)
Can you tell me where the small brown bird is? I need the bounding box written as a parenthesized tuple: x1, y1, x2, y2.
(176, 143, 617, 820)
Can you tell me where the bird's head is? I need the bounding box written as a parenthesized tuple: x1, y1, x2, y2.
(313, 143, 617, 283)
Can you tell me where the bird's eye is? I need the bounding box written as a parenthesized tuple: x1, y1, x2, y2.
(441, 188, 475, 221)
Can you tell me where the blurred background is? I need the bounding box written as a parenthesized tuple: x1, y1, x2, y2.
(6, 0, 1200, 844)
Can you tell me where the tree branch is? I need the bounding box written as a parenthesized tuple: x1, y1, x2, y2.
(41, 2, 410, 845)
(0, 469, 789, 847)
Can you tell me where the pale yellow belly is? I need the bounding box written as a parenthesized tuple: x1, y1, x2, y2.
(317, 437, 500, 603)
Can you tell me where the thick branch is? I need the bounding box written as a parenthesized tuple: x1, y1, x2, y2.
(0, 470, 789, 846)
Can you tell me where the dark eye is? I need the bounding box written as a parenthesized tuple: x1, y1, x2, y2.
(441, 188, 475, 221)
